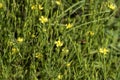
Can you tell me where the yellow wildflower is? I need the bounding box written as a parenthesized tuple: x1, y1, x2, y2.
(39, 16, 48, 23)
(38, 4, 43, 10)
(31, 4, 43, 10)
(57, 74, 63, 80)
(31, 5, 37, 10)
(35, 52, 43, 59)
(11, 47, 19, 54)
(56, 0, 61, 5)
(17, 37, 24, 43)
(99, 48, 109, 54)
(107, 2, 116, 10)
(86, 31, 94, 36)
(55, 40, 63, 47)
(65, 23, 73, 29)
(66, 63, 71, 67)
(66, 61, 72, 67)
(0, 3, 3, 8)
(12, 48, 17, 53)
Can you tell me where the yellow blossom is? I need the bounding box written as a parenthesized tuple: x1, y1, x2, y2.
(66, 61, 72, 67)
(66, 63, 71, 67)
(0, 3, 3, 8)
(31, 5, 37, 10)
(65, 23, 73, 29)
(107, 2, 116, 10)
(55, 40, 63, 47)
(86, 31, 94, 36)
(17, 37, 24, 43)
(38, 4, 43, 10)
(39, 16, 48, 23)
(57, 74, 63, 80)
(99, 48, 109, 54)
(56, 0, 61, 5)
(12, 48, 17, 53)
(11, 47, 19, 54)
(31, 4, 43, 10)
(35, 52, 43, 59)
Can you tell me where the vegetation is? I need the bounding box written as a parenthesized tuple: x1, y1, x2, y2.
(0, 0, 120, 80)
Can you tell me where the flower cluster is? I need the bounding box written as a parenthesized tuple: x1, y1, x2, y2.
(99, 48, 109, 54)
(31, 4, 43, 10)
(86, 31, 94, 36)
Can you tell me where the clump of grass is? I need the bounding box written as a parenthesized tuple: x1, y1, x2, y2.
(0, 0, 120, 80)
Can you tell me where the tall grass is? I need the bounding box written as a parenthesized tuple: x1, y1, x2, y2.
(0, 0, 120, 80)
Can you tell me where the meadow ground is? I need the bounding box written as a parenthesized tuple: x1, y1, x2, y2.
(0, 0, 120, 80)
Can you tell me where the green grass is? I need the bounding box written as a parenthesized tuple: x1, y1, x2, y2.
(0, 0, 120, 80)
